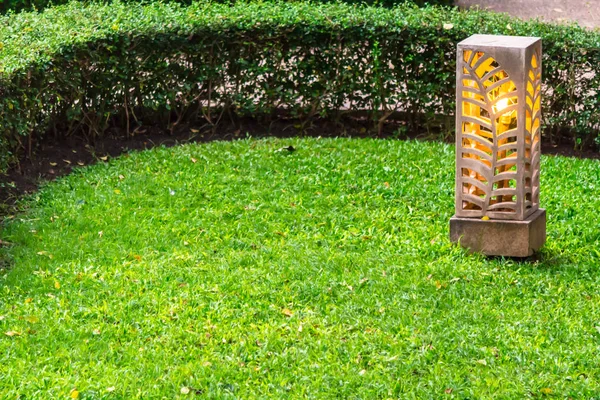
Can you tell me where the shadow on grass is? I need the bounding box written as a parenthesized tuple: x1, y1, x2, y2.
(484, 246, 586, 277)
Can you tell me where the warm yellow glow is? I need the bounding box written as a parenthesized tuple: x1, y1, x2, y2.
(495, 97, 510, 112)
(460, 51, 518, 210)
(457, 37, 542, 221)
(494, 93, 515, 127)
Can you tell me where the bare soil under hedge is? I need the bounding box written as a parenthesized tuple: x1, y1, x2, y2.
(2, 118, 598, 213)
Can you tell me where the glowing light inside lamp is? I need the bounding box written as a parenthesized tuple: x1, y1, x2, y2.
(456, 35, 542, 221)
(495, 97, 510, 112)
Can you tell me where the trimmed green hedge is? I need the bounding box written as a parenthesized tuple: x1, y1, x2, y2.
(0, 0, 454, 15)
(0, 1, 599, 171)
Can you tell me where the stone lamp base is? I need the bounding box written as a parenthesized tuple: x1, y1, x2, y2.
(450, 209, 546, 257)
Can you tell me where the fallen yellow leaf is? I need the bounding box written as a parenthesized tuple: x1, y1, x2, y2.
(282, 308, 293, 317)
(54, 281, 61, 289)
(70, 389, 79, 399)
(481, 216, 490, 221)
(5, 331, 20, 337)
(541, 388, 553, 395)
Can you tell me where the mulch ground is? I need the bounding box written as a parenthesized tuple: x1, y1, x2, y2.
(1, 117, 597, 213)
(0, 118, 401, 208)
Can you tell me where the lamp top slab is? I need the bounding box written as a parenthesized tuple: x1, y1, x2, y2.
(458, 34, 541, 49)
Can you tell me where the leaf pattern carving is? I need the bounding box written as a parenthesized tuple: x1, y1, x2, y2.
(526, 50, 542, 210)
(458, 50, 519, 219)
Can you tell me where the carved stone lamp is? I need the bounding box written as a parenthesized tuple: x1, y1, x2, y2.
(449, 34, 546, 257)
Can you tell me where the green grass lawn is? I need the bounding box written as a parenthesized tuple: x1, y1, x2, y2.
(1, 138, 600, 398)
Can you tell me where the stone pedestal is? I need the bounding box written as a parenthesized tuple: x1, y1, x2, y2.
(449, 208, 546, 257)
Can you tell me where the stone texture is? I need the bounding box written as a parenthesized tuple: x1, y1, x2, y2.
(449, 208, 546, 257)
(455, 35, 542, 221)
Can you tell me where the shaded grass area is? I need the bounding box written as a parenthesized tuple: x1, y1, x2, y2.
(1, 138, 600, 398)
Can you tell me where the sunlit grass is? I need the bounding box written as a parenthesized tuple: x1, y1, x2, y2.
(1, 138, 600, 398)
